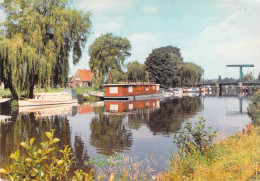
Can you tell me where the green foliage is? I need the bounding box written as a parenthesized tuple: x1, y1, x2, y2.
(0, 0, 91, 99)
(169, 125, 260, 180)
(257, 72, 260, 81)
(0, 130, 93, 181)
(248, 90, 260, 126)
(88, 33, 131, 81)
(108, 69, 125, 84)
(242, 73, 254, 82)
(145, 45, 203, 88)
(176, 62, 203, 87)
(92, 75, 104, 90)
(173, 117, 217, 156)
(127, 61, 146, 82)
(145, 46, 182, 88)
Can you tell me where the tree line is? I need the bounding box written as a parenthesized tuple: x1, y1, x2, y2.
(89, 34, 203, 89)
(0, 0, 203, 99)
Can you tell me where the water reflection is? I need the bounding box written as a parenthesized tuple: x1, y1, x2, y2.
(90, 106, 132, 155)
(0, 92, 252, 175)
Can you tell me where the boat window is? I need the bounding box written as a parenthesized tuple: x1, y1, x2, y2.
(109, 87, 118, 94)
(128, 86, 133, 93)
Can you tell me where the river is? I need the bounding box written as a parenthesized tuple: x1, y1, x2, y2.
(0, 91, 252, 176)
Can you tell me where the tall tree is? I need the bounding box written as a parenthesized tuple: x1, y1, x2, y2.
(127, 60, 145, 82)
(145, 46, 182, 88)
(0, 0, 91, 99)
(176, 62, 203, 87)
(257, 72, 260, 81)
(88, 33, 131, 81)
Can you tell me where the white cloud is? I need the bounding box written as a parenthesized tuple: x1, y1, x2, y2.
(143, 6, 158, 14)
(75, 0, 134, 16)
(95, 20, 123, 33)
(128, 32, 165, 63)
(191, 9, 260, 79)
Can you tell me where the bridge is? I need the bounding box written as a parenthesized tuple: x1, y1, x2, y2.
(197, 81, 260, 96)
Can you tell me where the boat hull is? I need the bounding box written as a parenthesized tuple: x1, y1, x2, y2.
(19, 100, 78, 107)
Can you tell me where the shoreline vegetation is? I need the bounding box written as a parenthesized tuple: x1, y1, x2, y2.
(0, 91, 259, 180)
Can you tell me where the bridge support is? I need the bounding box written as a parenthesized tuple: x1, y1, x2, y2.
(215, 83, 222, 96)
(237, 82, 243, 92)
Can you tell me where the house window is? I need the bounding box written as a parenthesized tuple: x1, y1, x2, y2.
(75, 78, 80, 80)
(128, 86, 133, 93)
(153, 86, 155, 90)
(146, 87, 149, 91)
(156, 85, 160, 91)
(109, 87, 118, 94)
(110, 104, 118, 111)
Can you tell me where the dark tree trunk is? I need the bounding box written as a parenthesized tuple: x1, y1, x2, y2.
(10, 86, 18, 100)
(29, 74, 35, 98)
(29, 83, 34, 98)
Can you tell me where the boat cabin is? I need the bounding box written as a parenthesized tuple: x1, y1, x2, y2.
(33, 92, 73, 101)
(104, 83, 160, 99)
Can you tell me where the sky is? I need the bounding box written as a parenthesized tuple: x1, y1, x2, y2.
(1, 0, 260, 79)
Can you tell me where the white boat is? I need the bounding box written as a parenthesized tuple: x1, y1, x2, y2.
(0, 98, 11, 103)
(19, 89, 78, 107)
(172, 88, 183, 95)
(163, 92, 174, 97)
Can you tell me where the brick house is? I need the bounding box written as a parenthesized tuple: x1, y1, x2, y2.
(68, 69, 94, 87)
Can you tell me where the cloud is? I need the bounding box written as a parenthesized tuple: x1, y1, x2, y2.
(74, 0, 134, 16)
(128, 32, 165, 63)
(95, 20, 123, 33)
(143, 6, 158, 14)
(185, 8, 260, 79)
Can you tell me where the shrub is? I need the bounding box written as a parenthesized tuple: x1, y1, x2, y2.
(173, 117, 218, 156)
(248, 90, 260, 126)
(0, 130, 94, 181)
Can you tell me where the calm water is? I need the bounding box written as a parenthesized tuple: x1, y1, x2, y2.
(0, 92, 252, 175)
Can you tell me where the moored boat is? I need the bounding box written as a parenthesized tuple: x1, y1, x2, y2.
(19, 89, 78, 107)
(172, 88, 183, 94)
(183, 87, 199, 93)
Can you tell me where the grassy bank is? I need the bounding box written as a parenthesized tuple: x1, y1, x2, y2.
(168, 125, 260, 180)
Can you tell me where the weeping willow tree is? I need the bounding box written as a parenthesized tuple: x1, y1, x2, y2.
(0, 0, 91, 99)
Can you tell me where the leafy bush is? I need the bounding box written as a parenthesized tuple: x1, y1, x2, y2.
(173, 117, 218, 156)
(248, 90, 260, 126)
(0, 130, 94, 181)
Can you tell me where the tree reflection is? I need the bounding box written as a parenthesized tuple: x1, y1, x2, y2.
(90, 107, 133, 155)
(128, 97, 203, 135)
(0, 109, 88, 172)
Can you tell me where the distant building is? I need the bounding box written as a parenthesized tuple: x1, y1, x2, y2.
(68, 69, 94, 87)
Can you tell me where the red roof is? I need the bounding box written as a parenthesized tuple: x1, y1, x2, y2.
(77, 69, 94, 82)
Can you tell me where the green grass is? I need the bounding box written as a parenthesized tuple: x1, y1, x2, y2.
(168, 125, 260, 181)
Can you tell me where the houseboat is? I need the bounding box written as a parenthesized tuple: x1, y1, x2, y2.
(19, 89, 78, 107)
(104, 83, 160, 100)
